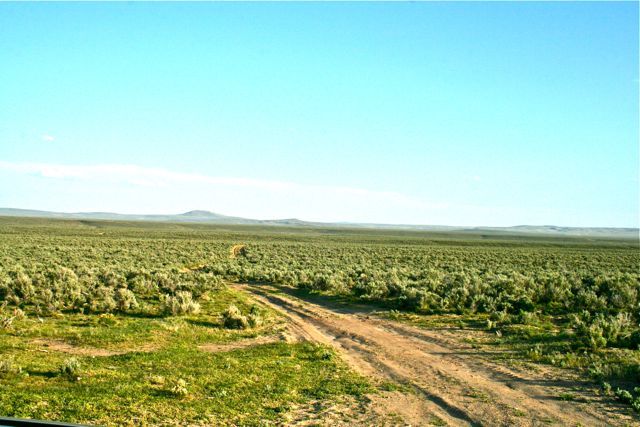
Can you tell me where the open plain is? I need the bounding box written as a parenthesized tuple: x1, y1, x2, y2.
(0, 217, 638, 425)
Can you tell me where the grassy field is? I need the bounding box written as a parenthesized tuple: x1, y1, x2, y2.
(0, 283, 371, 425)
(0, 216, 638, 425)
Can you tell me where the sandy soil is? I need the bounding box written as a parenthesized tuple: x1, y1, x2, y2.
(30, 338, 158, 357)
(199, 334, 282, 353)
(235, 284, 638, 427)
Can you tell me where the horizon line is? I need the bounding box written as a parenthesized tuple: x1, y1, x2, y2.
(1, 206, 637, 231)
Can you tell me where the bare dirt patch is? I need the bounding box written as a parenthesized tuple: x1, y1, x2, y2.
(31, 338, 158, 357)
(178, 263, 207, 273)
(284, 391, 426, 426)
(236, 284, 638, 427)
(199, 325, 309, 353)
(199, 335, 281, 353)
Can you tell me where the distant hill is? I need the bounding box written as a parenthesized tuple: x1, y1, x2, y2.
(513, 225, 639, 236)
(0, 208, 262, 224)
(468, 225, 639, 238)
(0, 208, 637, 238)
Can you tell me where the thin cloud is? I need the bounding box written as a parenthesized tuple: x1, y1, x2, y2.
(0, 161, 446, 218)
(0, 162, 289, 189)
(1, 160, 592, 226)
(41, 134, 55, 142)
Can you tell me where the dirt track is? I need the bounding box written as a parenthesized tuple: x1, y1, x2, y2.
(236, 284, 637, 427)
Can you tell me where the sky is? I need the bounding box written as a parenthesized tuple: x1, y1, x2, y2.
(0, 2, 638, 227)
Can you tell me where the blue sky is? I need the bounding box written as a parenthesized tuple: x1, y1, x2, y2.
(0, 2, 637, 226)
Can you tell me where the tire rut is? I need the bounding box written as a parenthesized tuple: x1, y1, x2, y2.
(236, 284, 634, 427)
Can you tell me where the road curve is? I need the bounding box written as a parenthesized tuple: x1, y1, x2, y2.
(235, 283, 635, 427)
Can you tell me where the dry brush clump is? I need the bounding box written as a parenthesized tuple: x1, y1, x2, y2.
(0, 302, 25, 330)
(0, 356, 22, 377)
(169, 378, 189, 397)
(0, 263, 221, 318)
(59, 357, 81, 381)
(222, 305, 248, 329)
(161, 291, 200, 316)
(221, 304, 263, 329)
(229, 244, 248, 259)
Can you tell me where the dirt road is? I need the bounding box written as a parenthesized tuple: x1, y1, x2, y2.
(235, 283, 636, 427)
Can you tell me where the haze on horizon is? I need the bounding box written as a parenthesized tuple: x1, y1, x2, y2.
(0, 2, 638, 227)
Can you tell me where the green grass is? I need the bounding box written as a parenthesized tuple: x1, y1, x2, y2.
(0, 287, 371, 425)
(1, 342, 370, 425)
(2, 287, 276, 350)
(0, 216, 637, 422)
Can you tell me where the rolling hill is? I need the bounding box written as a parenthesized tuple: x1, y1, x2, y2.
(0, 207, 637, 238)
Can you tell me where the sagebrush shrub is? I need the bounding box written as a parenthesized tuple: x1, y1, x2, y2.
(88, 286, 117, 313)
(169, 378, 189, 397)
(161, 291, 200, 316)
(114, 288, 139, 312)
(0, 356, 21, 376)
(0, 302, 23, 329)
(222, 305, 248, 329)
(59, 357, 81, 381)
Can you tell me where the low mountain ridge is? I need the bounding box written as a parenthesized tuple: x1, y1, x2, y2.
(0, 207, 636, 238)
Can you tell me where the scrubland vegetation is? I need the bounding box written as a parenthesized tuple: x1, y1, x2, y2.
(0, 216, 638, 423)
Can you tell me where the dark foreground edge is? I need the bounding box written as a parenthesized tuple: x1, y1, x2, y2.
(0, 418, 89, 427)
